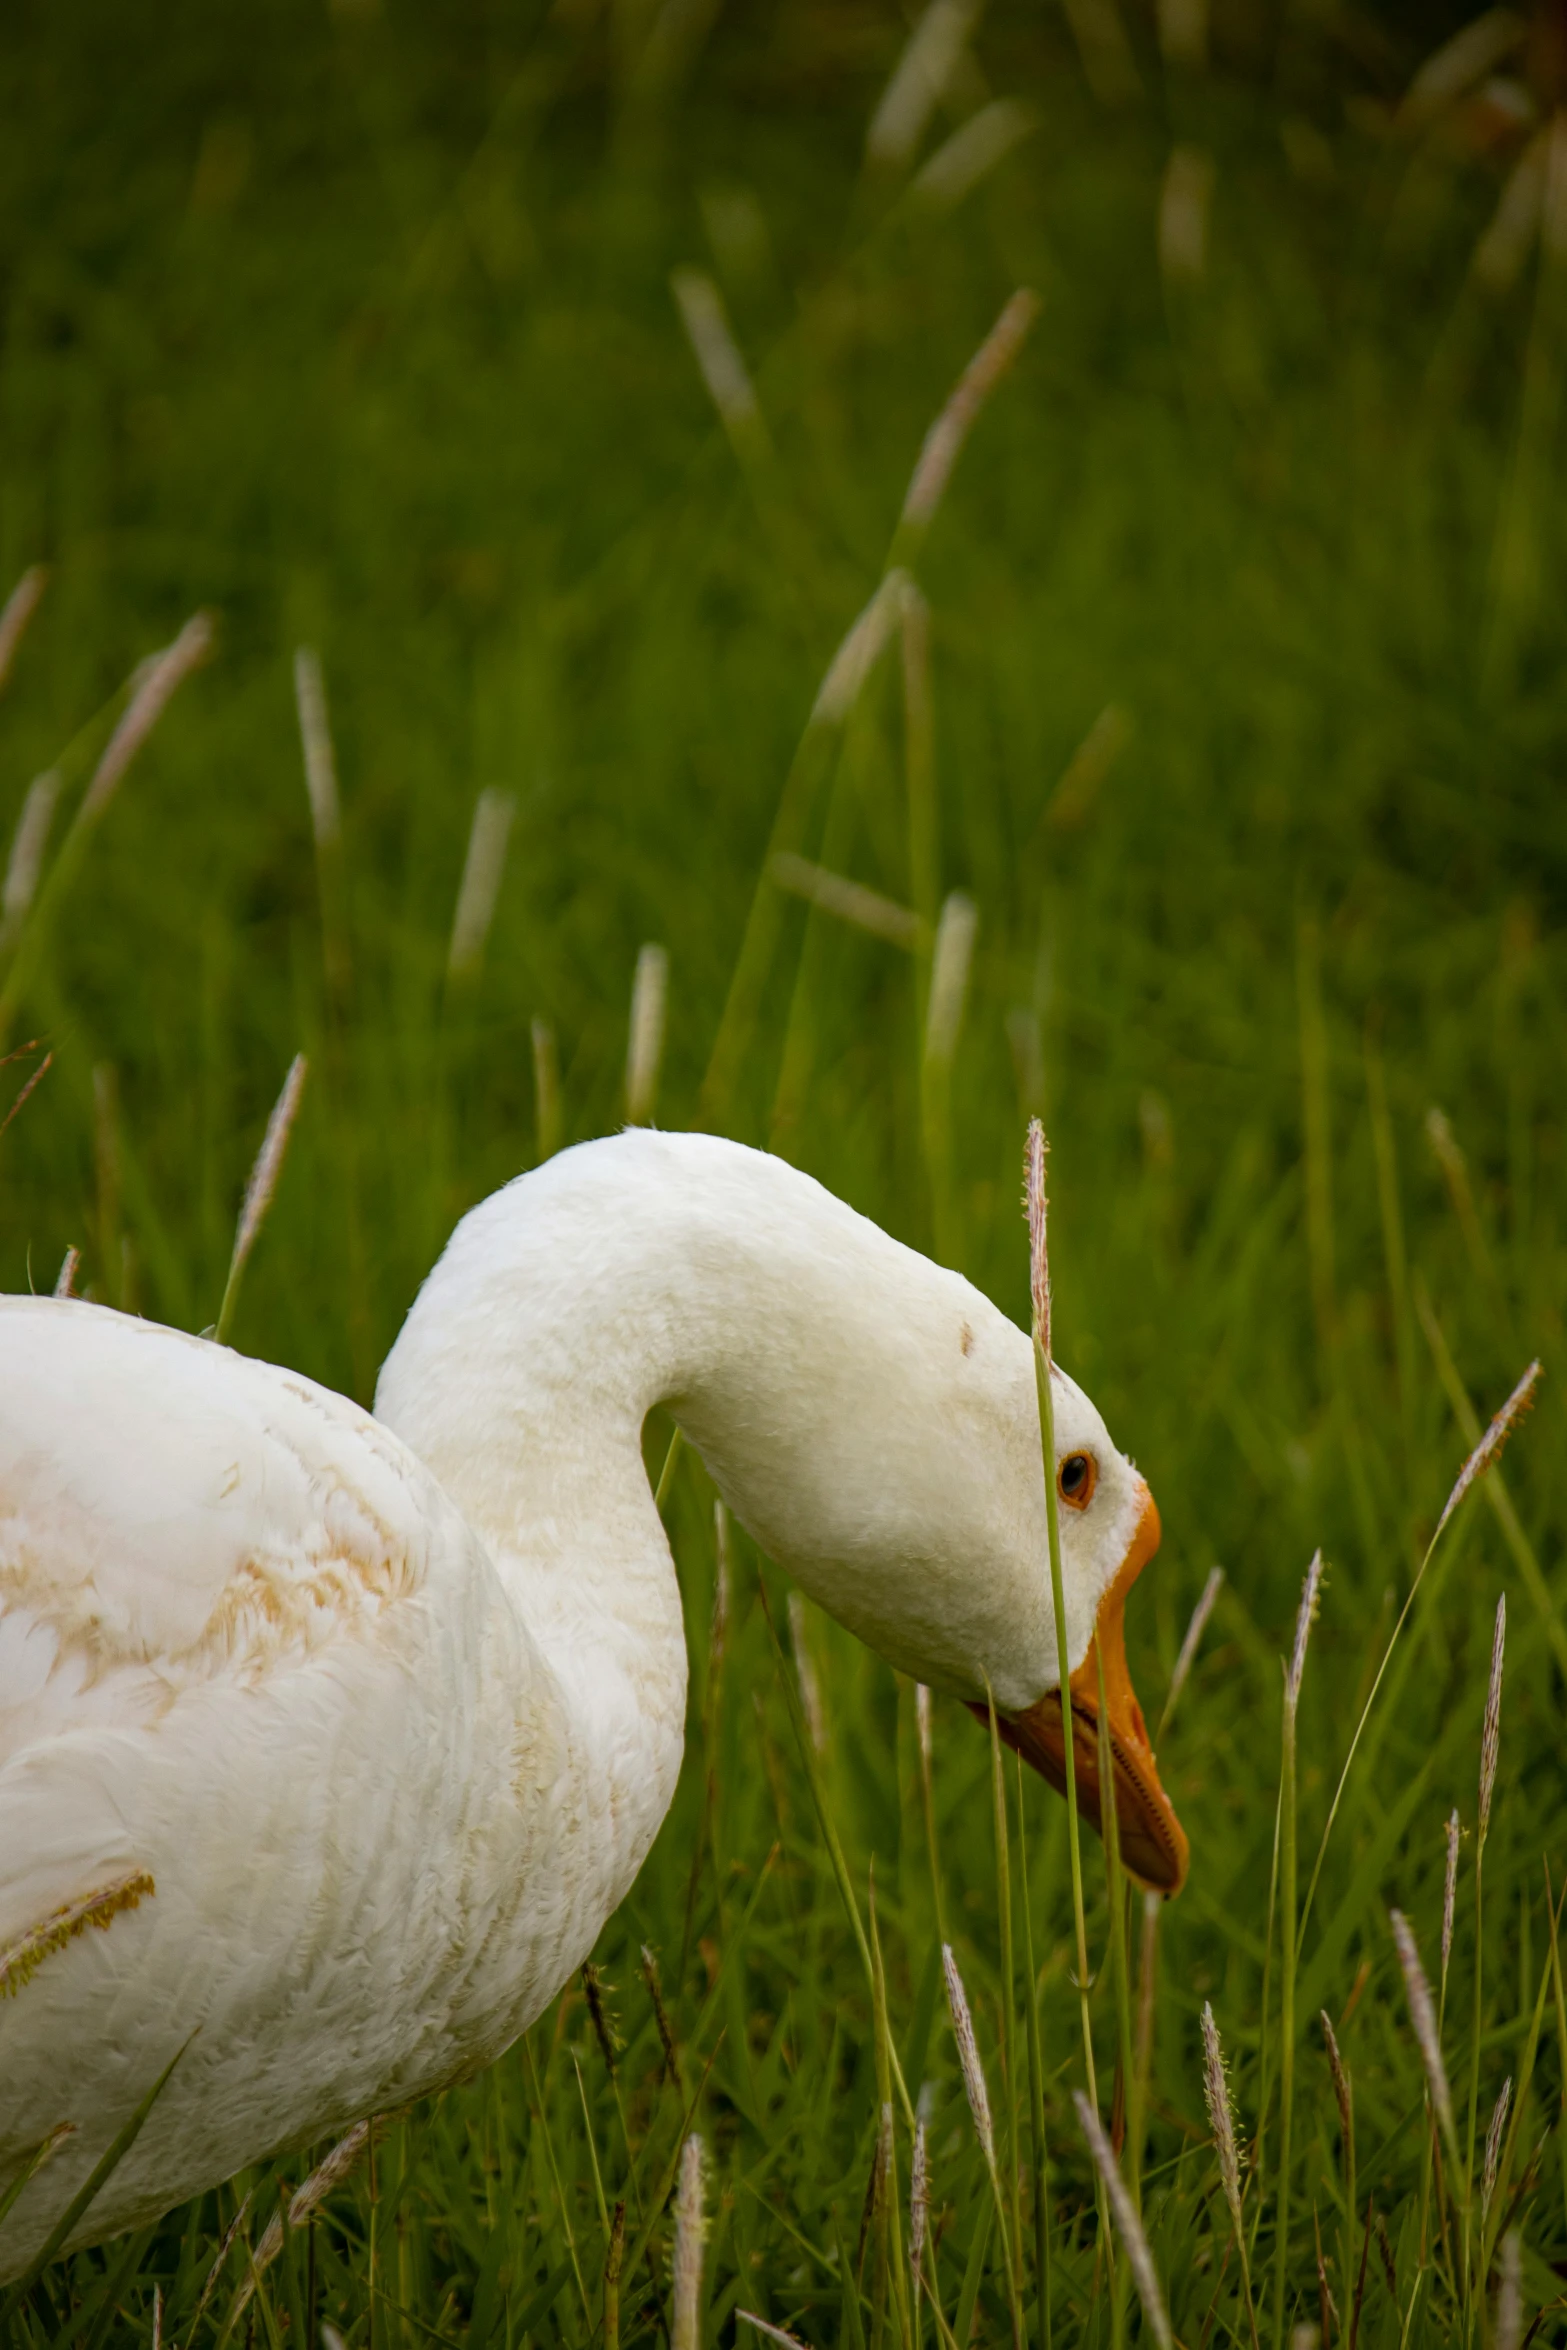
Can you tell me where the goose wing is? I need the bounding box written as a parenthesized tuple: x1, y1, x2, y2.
(0, 1295, 469, 1939)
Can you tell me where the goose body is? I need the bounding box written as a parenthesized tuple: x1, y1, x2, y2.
(0, 1132, 1184, 2275)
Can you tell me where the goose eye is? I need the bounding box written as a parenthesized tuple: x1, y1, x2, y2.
(1057, 1452, 1096, 1510)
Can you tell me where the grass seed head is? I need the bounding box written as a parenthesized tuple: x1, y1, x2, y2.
(1160, 1564, 1223, 1737)
(531, 1018, 562, 1162)
(1, 770, 60, 943)
(626, 942, 669, 1125)
(1372, 2207, 1398, 2301)
(236, 2121, 371, 2315)
(671, 2132, 706, 2350)
(293, 646, 341, 849)
(1389, 1909, 1457, 2154)
(447, 788, 515, 982)
(82, 613, 214, 828)
(229, 1055, 308, 1289)
(737, 2316, 811, 2349)
(865, 0, 977, 172)
(1495, 2228, 1523, 2350)
(1482, 2076, 1512, 2226)
(811, 572, 906, 729)
(769, 852, 924, 952)
(1023, 1117, 1050, 1359)
(910, 98, 1036, 213)
(1479, 1592, 1505, 1845)
(1319, 2010, 1352, 2153)
(1286, 1548, 1325, 1713)
(1442, 1808, 1462, 1982)
(640, 1943, 679, 2084)
(909, 2114, 929, 2289)
(1435, 1362, 1542, 1542)
(711, 1502, 731, 1673)
(899, 288, 1040, 538)
(1199, 2003, 1244, 2233)
(582, 1961, 619, 2077)
(924, 891, 976, 1069)
(1073, 2089, 1174, 2350)
(787, 1591, 826, 1754)
(915, 1681, 933, 1769)
(0, 1870, 155, 1997)
(941, 1943, 994, 2166)
(672, 268, 762, 432)
(0, 565, 47, 695)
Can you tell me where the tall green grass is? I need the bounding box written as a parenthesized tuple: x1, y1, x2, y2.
(1, 0, 1565, 2341)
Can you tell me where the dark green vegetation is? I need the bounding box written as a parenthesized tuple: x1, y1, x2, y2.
(2, 0, 1565, 2340)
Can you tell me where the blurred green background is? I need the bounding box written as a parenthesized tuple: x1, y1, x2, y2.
(3, 0, 1566, 2341)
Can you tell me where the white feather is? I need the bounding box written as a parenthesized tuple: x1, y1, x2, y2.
(0, 1132, 1143, 2274)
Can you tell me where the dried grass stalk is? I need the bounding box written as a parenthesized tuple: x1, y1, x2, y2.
(1073, 2090, 1173, 2350)
(582, 1962, 619, 2077)
(235, 2121, 371, 2312)
(0, 567, 47, 696)
(1390, 1909, 1458, 2161)
(1286, 1549, 1325, 1713)
(1495, 2228, 1523, 2350)
(910, 100, 1036, 213)
(909, 2114, 929, 2291)
(1482, 2077, 1513, 2226)
(941, 1944, 994, 2167)
(531, 1018, 562, 1162)
(769, 853, 924, 952)
(53, 1246, 80, 1300)
(1200, 2004, 1244, 2231)
(447, 789, 515, 981)
(218, 1054, 308, 1339)
(1400, 10, 1526, 133)
(293, 647, 341, 849)
(641, 1944, 680, 2085)
(1479, 1594, 1506, 1845)
(1047, 703, 1133, 831)
(1442, 1809, 1462, 1985)
(1024, 1117, 1050, 1360)
(923, 892, 975, 1070)
(0, 773, 60, 945)
(736, 2313, 810, 2348)
(1159, 1565, 1223, 1739)
(0, 1045, 52, 1146)
(186, 2190, 256, 2347)
(670, 2133, 707, 2350)
(625, 943, 668, 1125)
(899, 291, 1040, 540)
(672, 269, 764, 435)
(812, 571, 908, 728)
(787, 1590, 826, 1755)
(1435, 1364, 1540, 1541)
(82, 614, 214, 829)
(1320, 2011, 1352, 2153)
(865, 0, 978, 172)
(0, 1871, 155, 1997)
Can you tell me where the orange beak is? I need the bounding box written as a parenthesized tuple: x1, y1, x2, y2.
(971, 1486, 1190, 1896)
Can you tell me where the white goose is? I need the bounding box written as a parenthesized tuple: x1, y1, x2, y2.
(0, 1130, 1185, 2278)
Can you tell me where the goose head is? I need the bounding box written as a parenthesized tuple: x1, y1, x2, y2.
(964, 1366, 1188, 1897)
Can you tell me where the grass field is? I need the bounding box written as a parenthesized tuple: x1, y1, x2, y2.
(2, 0, 1566, 2341)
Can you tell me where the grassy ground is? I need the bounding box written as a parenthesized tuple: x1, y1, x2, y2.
(2, 0, 1566, 2341)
